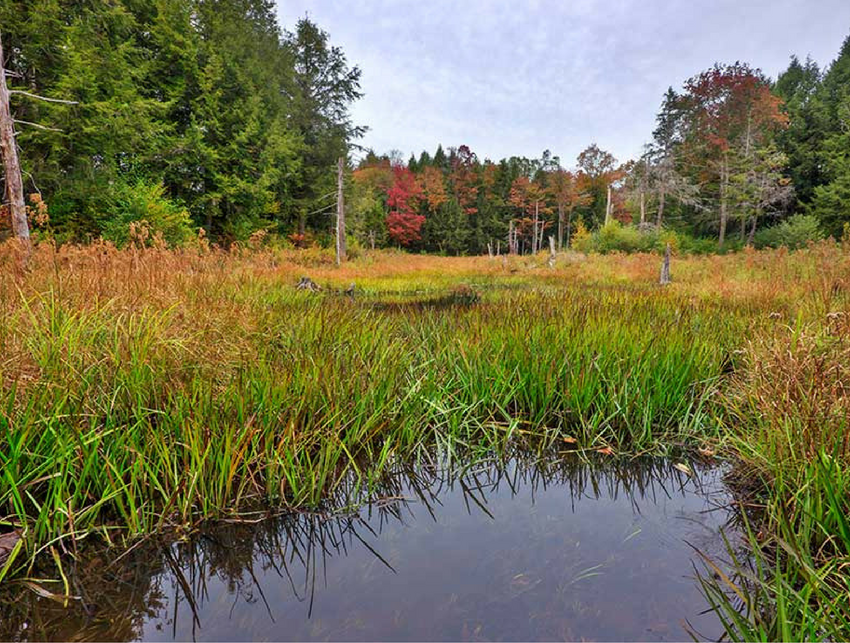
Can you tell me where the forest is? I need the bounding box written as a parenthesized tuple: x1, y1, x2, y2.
(2, 0, 850, 256)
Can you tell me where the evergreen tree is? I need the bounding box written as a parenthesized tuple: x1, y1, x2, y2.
(285, 17, 363, 235)
(774, 55, 823, 205)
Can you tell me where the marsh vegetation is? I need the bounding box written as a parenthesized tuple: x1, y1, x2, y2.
(0, 241, 848, 639)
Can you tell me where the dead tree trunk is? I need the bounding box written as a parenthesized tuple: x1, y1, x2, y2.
(508, 220, 517, 255)
(639, 190, 646, 225)
(538, 209, 545, 251)
(0, 33, 29, 246)
(747, 211, 759, 246)
(557, 202, 564, 251)
(656, 188, 666, 227)
(605, 184, 612, 225)
(660, 243, 671, 285)
(718, 155, 729, 248)
(335, 157, 346, 265)
(548, 235, 556, 268)
(531, 201, 539, 254)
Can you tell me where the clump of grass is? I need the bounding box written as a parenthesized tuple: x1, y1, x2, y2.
(699, 305, 850, 641)
(696, 453, 850, 641)
(727, 312, 850, 470)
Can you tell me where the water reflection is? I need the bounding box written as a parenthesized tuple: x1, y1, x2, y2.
(0, 454, 733, 641)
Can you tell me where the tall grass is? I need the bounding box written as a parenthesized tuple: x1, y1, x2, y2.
(1, 237, 850, 642)
(697, 295, 850, 641)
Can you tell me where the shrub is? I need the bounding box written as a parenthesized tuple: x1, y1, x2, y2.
(753, 214, 825, 250)
(595, 221, 645, 253)
(101, 180, 196, 248)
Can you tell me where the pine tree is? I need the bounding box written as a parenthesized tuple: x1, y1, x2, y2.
(285, 17, 363, 235)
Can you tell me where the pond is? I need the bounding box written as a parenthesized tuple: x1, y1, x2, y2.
(0, 454, 737, 641)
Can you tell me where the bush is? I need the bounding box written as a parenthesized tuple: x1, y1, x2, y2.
(677, 234, 719, 255)
(753, 214, 825, 250)
(101, 180, 196, 248)
(573, 221, 743, 256)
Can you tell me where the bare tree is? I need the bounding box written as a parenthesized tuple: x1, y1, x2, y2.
(335, 157, 346, 264)
(0, 33, 28, 245)
(0, 31, 75, 248)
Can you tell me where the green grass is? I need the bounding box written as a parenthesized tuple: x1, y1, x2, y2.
(1, 242, 850, 640)
(0, 283, 741, 570)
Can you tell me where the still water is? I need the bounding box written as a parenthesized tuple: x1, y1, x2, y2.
(1, 455, 736, 641)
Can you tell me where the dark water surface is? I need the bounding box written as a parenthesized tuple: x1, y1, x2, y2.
(1, 456, 735, 641)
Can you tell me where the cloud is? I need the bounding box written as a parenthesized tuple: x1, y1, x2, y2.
(277, 0, 850, 166)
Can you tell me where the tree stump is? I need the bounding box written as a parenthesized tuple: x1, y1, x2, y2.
(296, 276, 322, 292)
(660, 243, 672, 285)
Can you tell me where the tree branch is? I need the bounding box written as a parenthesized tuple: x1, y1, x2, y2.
(9, 90, 77, 105)
(14, 119, 63, 132)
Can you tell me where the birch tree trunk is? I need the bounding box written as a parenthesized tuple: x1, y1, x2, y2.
(604, 184, 612, 225)
(639, 190, 645, 225)
(0, 33, 29, 245)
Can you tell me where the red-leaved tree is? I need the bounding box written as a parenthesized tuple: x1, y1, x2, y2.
(679, 62, 788, 246)
(386, 166, 424, 246)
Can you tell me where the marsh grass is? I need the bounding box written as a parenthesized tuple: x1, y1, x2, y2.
(2, 239, 850, 641)
(697, 305, 850, 641)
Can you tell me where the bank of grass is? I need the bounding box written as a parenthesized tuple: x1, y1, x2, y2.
(0, 239, 849, 638)
(698, 305, 850, 640)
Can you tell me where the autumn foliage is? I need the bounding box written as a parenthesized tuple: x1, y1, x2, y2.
(386, 166, 425, 246)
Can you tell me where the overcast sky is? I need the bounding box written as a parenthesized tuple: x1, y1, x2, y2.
(277, 1, 850, 167)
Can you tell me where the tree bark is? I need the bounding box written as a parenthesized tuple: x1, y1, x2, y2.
(0, 33, 29, 246)
(656, 187, 666, 227)
(335, 157, 346, 264)
(605, 184, 612, 225)
(532, 200, 539, 254)
(747, 212, 758, 246)
(660, 243, 671, 285)
(537, 204, 546, 250)
(557, 202, 564, 251)
(718, 155, 728, 248)
(639, 190, 645, 225)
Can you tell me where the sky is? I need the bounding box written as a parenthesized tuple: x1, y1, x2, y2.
(277, 0, 850, 167)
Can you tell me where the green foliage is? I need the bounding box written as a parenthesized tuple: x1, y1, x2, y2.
(573, 221, 720, 255)
(0, 1, 355, 243)
(753, 214, 825, 249)
(101, 180, 196, 247)
(576, 221, 644, 253)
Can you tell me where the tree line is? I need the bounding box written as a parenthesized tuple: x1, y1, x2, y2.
(349, 34, 850, 255)
(1, 3, 849, 254)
